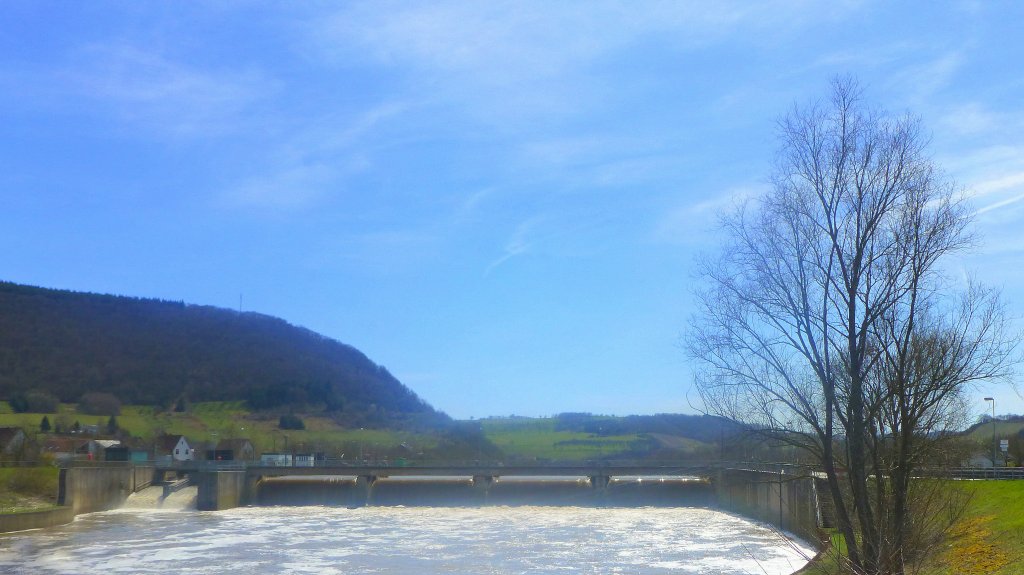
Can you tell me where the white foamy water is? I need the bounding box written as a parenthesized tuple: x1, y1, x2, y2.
(122, 485, 197, 510)
(0, 506, 813, 574)
(121, 485, 165, 509)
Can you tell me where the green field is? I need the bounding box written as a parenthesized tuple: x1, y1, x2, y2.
(481, 417, 669, 461)
(2, 404, 714, 462)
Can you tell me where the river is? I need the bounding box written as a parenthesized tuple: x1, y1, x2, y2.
(0, 499, 813, 574)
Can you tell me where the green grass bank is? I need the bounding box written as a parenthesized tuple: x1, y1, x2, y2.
(804, 480, 1024, 575)
(0, 467, 58, 513)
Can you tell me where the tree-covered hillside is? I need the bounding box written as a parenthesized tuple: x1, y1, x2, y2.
(0, 281, 441, 425)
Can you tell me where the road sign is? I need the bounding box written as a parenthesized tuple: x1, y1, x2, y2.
(1000, 439, 1009, 452)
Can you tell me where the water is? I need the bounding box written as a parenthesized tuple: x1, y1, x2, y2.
(0, 505, 813, 574)
(121, 486, 197, 510)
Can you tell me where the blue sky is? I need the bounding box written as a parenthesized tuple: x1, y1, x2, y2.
(3, 1, 1023, 418)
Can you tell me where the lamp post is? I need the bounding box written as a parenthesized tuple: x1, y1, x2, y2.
(984, 397, 996, 467)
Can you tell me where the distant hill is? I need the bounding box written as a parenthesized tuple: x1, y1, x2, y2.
(962, 415, 1024, 441)
(552, 412, 745, 444)
(0, 281, 442, 426)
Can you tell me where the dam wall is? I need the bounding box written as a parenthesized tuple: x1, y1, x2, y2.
(59, 464, 155, 514)
(252, 475, 715, 508)
(713, 468, 824, 549)
(174, 463, 824, 553)
(0, 464, 155, 533)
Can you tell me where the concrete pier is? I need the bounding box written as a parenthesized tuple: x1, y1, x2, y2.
(195, 471, 246, 511)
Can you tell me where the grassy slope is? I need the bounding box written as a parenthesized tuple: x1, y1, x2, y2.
(481, 417, 652, 460)
(5, 405, 713, 462)
(925, 481, 1024, 575)
(805, 481, 1024, 575)
(964, 420, 1024, 442)
(0, 467, 58, 513)
(1, 402, 431, 458)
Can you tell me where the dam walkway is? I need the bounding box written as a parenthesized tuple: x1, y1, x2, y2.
(153, 460, 735, 479)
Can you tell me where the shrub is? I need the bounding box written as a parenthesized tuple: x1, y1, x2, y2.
(2, 467, 58, 498)
(8, 390, 59, 413)
(279, 414, 305, 430)
(78, 392, 121, 415)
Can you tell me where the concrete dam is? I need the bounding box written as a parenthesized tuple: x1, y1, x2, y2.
(55, 462, 829, 552)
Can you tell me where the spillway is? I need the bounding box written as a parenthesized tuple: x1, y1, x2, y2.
(121, 485, 197, 510)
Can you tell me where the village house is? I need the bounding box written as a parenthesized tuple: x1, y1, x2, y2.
(207, 438, 256, 461)
(157, 434, 195, 462)
(259, 452, 292, 466)
(82, 439, 121, 460)
(41, 436, 78, 461)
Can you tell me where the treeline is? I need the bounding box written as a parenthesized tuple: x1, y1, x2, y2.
(552, 412, 745, 443)
(0, 281, 443, 426)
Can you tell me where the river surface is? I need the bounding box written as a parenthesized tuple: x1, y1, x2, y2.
(0, 504, 812, 575)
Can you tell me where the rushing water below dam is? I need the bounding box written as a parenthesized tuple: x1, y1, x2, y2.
(0, 503, 813, 574)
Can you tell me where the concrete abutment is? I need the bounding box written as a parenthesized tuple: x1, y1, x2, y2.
(59, 464, 156, 514)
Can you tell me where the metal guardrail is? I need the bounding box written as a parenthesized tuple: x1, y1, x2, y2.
(944, 467, 1024, 480)
(142, 459, 825, 479)
(57, 460, 145, 469)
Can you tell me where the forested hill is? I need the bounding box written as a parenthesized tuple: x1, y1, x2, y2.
(0, 281, 442, 423)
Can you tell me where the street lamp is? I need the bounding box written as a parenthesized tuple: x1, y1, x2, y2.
(984, 397, 996, 467)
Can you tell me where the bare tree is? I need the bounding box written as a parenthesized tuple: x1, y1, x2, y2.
(688, 78, 1015, 575)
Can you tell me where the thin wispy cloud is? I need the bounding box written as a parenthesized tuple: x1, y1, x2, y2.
(218, 102, 407, 211)
(64, 44, 274, 137)
(885, 51, 965, 106)
(486, 217, 541, 276)
(453, 188, 498, 223)
(973, 172, 1024, 198)
(974, 190, 1024, 216)
(971, 171, 1024, 217)
(308, 1, 864, 127)
(652, 184, 765, 246)
(221, 163, 340, 211)
(940, 102, 1000, 136)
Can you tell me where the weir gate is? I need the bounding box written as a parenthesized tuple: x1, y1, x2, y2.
(164, 462, 718, 510)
